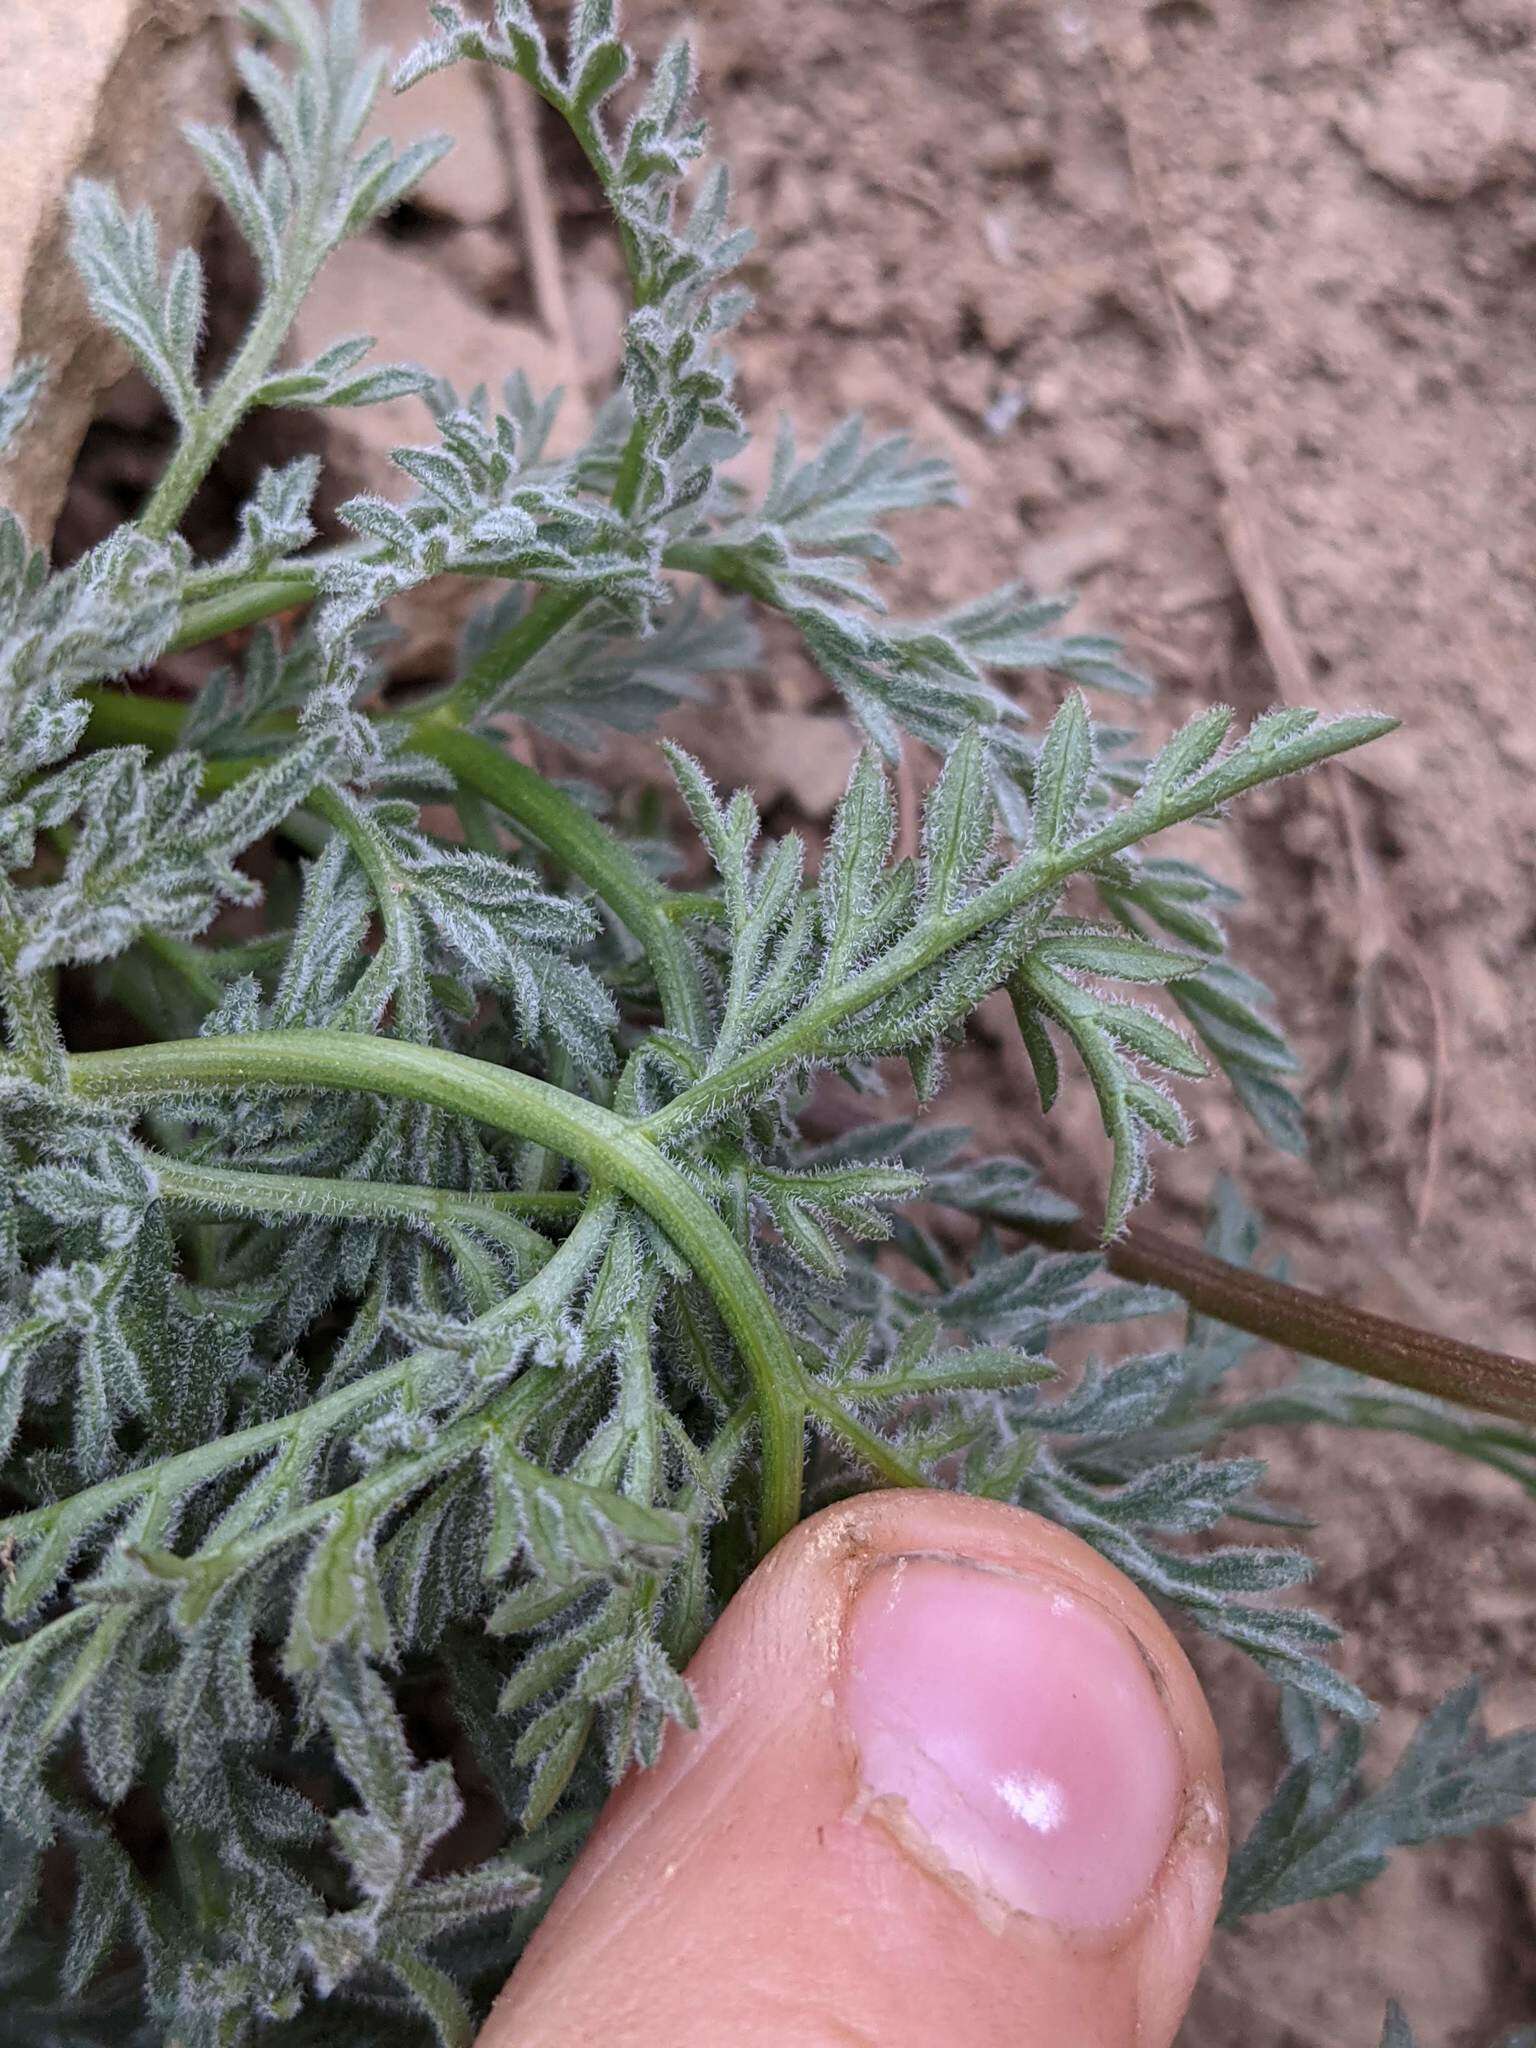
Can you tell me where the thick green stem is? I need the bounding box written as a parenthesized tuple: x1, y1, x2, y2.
(412, 717, 711, 1049)
(78, 690, 712, 1051)
(150, 1154, 558, 1269)
(169, 569, 329, 653)
(52, 1031, 803, 1550)
(427, 587, 591, 726)
(81, 690, 250, 798)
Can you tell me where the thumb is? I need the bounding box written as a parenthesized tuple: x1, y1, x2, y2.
(479, 1491, 1227, 2048)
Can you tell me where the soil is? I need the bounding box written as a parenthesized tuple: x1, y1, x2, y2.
(53, 0, 1536, 2038)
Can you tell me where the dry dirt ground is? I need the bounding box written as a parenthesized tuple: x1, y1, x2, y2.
(631, 6, 1536, 2037)
(51, 0, 1536, 2039)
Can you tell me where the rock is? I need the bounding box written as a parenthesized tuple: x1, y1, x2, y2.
(1171, 237, 1236, 317)
(366, 0, 511, 225)
(567, 271, 627, 387)
(1338, 50, 1517, 203)
(291, 237, 588, 502)
(976, 114, 1053, 180)
(438, 225, 524, 307)
(688, 710, 859, 818)
(290, 236, 588, 672)
(0, 0, 233, 544)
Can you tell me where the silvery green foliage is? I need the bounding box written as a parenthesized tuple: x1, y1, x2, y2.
(466, 584, 758, 746)
(317, 386, 656, 643)
(0, 360, 45, 455)
(13, 740, 332, 973)
(1222, 1685, 1536, 1921)
(70, 0, 444, 441)
(0, 525, 185, 802)
(0, 3, 1529, 2043)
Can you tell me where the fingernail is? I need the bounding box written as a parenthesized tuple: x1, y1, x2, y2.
(842, 1556, 1184, 1930)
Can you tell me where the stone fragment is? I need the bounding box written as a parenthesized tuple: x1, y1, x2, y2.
(291, 237, 588, 504)
(365, 0, 511, 225)
(1338, 50, 1517, 203)
(976, 112, 1054, 179)
(291, 236, 588, 671)
(1171, 237, 1236, 317)
(0, 0, 232, 542)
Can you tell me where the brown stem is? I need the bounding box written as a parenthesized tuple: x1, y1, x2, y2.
(1027, 1216, 1536, 1427)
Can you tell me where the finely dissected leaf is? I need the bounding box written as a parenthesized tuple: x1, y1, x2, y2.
(817, 749, 895, 982)
(920, 727, 994, 916)
(481, 1433, 689, 1590)
(1222, 1685, 1536, 1922)
(0, 361, 45, 457)
(15, 738, 332, 974)
(1032, 690, 1092, 852)
(0, 0, 1488, 2036)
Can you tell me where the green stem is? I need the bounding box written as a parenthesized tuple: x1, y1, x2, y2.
(211, 1362, 566, 1623)
(159, 539, 735, 663)
(1, 1351, 417, 1548)
(611, 415, 650, 521)
(799, 1376, 925, 1491)
(427, 587, 591, 726)
(498, 69, 646, 301)
(454, 787, 502, 856)
(78, 690, 712, 1051)
(616, 1274, 664, 1505)
(660, 891, 728, 923)
(306, 782, 431, 1036)
(169, 568, 329, 653)
(138, 93, 359, 538)
(412, 718, 711, 1049)
(150, 1154, 558, 1270)
(135, 930, 225, 1009)
(80, 690, 250, 798)
(50, 1031, 803, 1551)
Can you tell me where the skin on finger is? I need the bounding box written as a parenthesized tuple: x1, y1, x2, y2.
(479, 1491, 1227, 2048)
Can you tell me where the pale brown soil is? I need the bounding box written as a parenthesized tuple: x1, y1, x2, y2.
(635, 7, 1536, 2035)
(57, 0, 1536, 2037)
